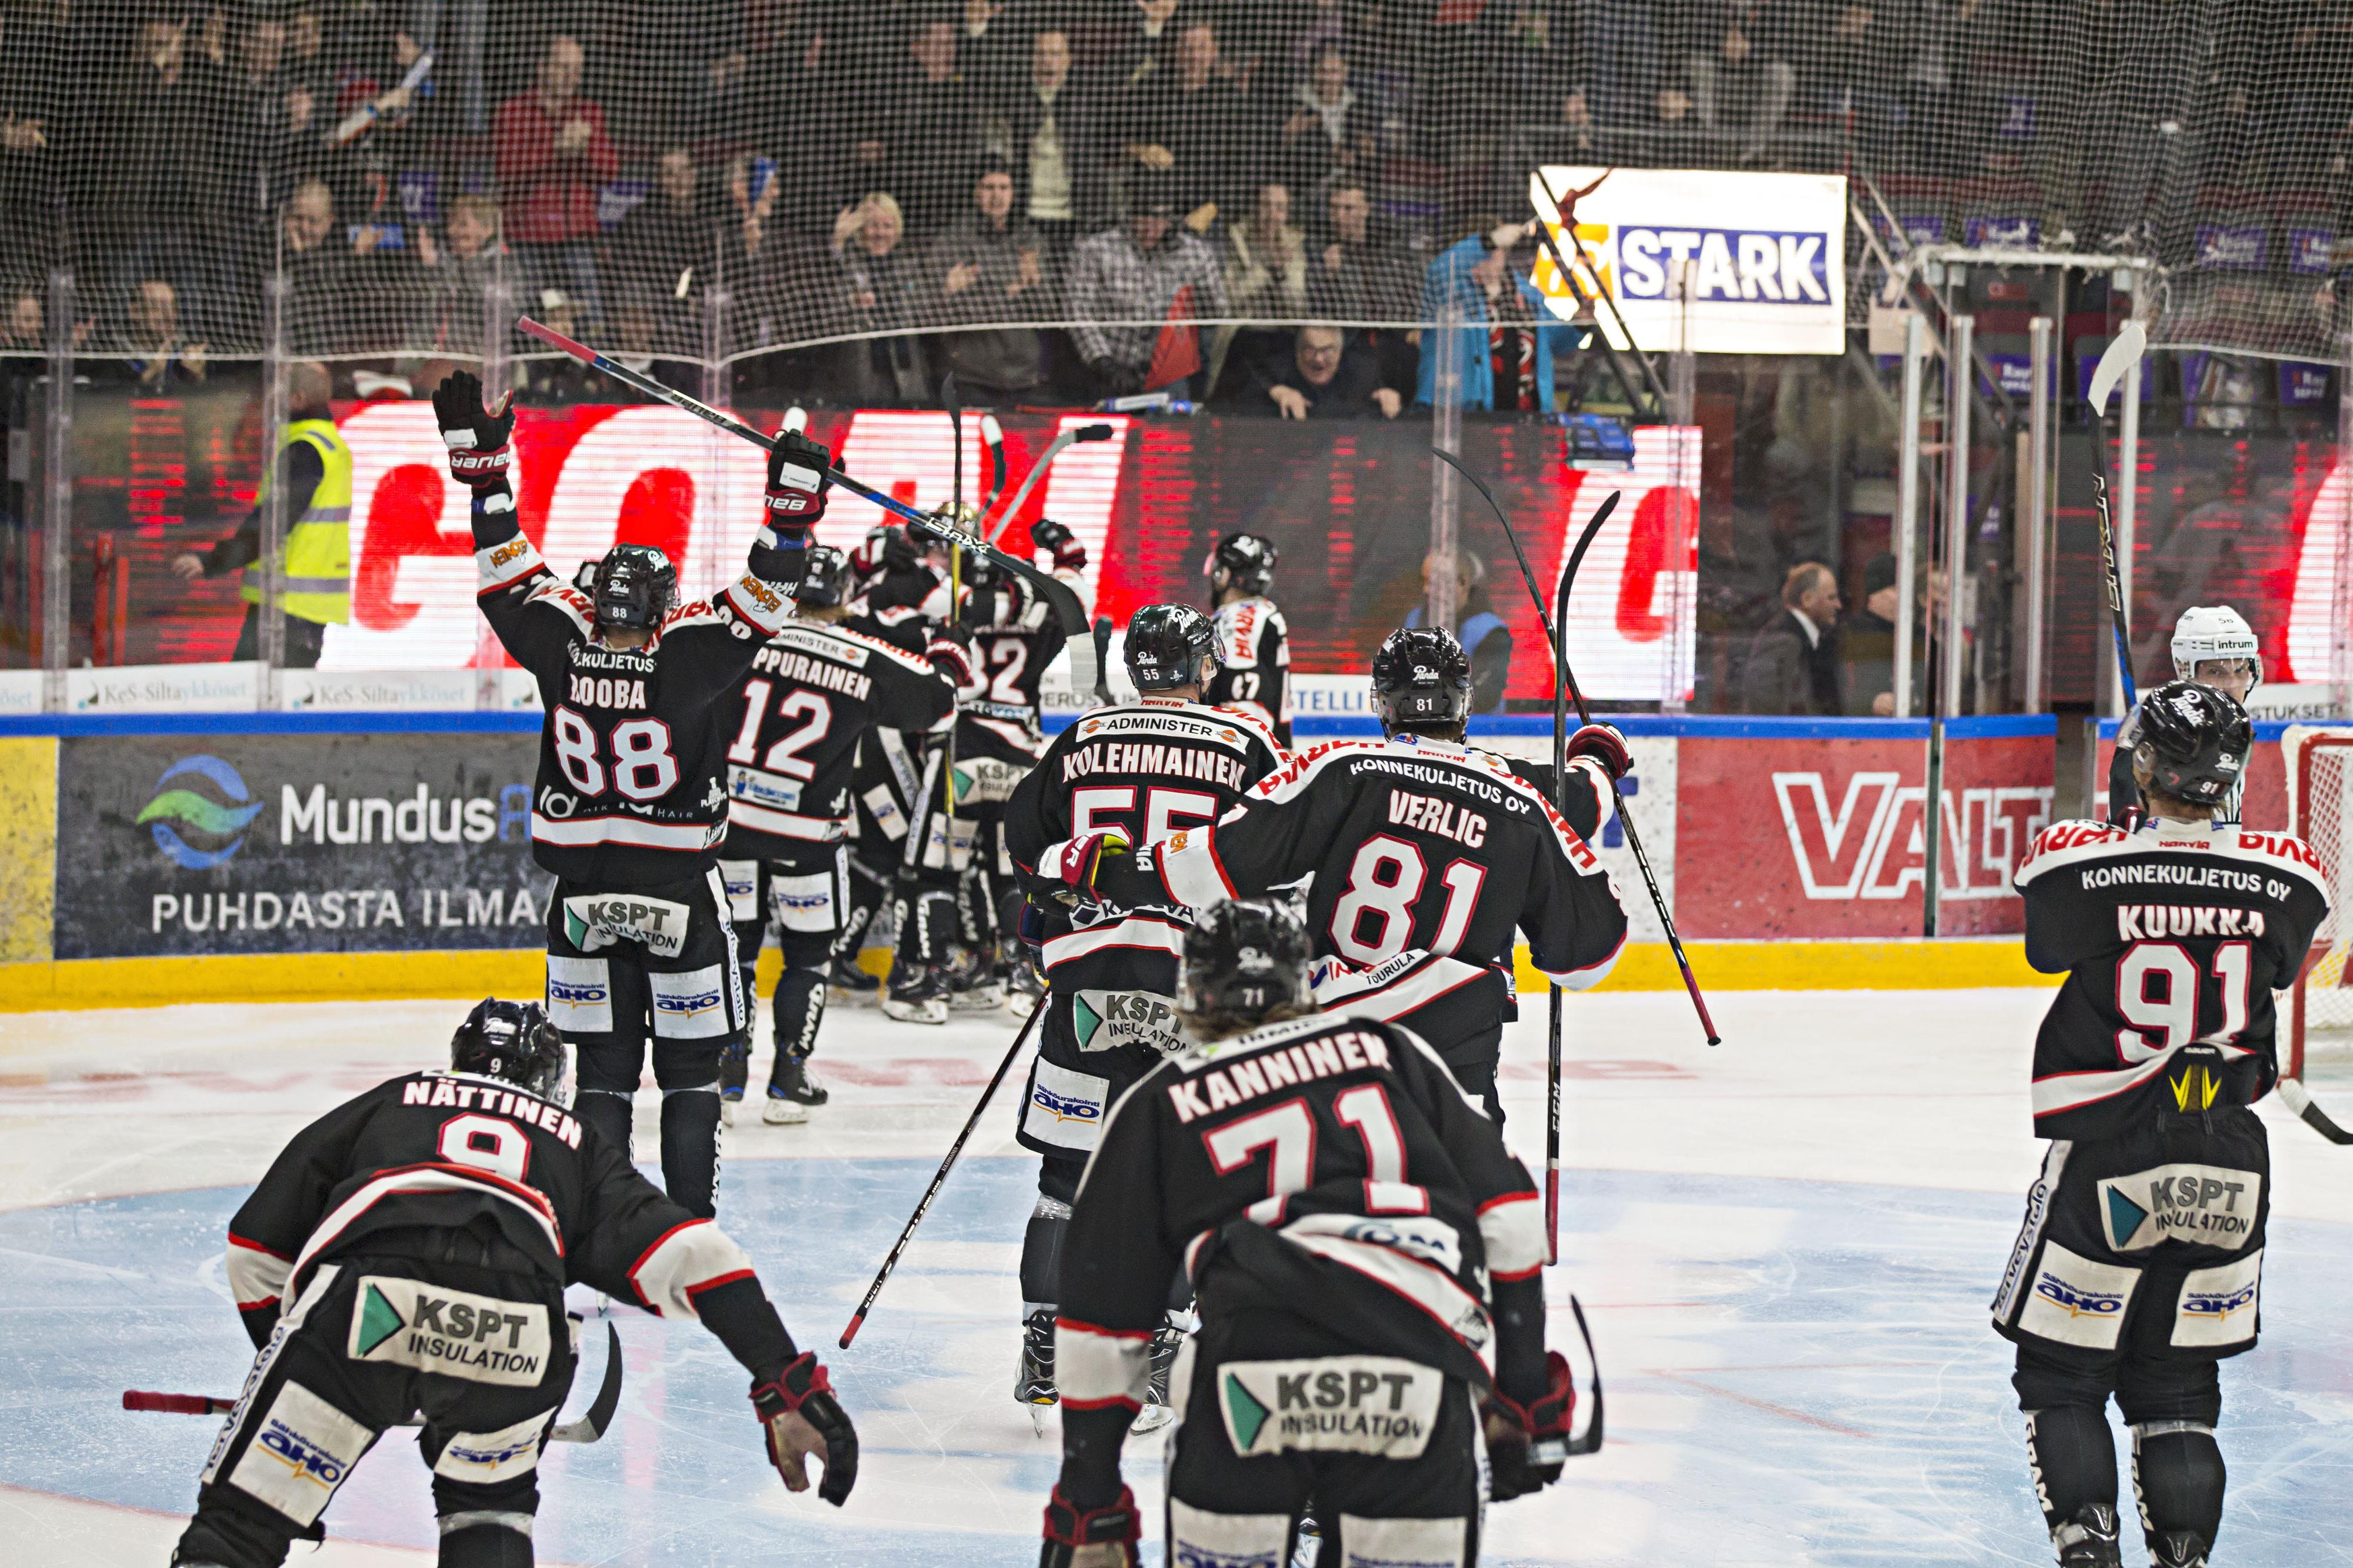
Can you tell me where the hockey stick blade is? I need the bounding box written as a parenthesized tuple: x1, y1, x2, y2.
(2275, 1076, 2353, 1145)
(942, 373, 964, 521)
(1091, 616, 1115, 708)
(2087, 321, 2147, 418)
(981, 414, 1008, 511)
(550, 1321, 625, 1443)
(986, 422, 1115, 543)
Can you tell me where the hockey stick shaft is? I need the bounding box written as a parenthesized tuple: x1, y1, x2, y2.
(1436, 451, 1720, 1053)
(517, 316, 1101, 693)
(985, 423, 1115, 543)
(2087, 324, 2146, 710)
(124, 1322, 624, 1442)
(2275, 1076, 2353, 1145)
(839, 1001, 1045, 1347)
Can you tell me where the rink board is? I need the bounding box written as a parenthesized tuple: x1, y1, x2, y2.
(0, 710, 2322, 1009)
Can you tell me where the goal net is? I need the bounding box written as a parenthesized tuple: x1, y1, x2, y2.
(2283, 726, 2353, 1077)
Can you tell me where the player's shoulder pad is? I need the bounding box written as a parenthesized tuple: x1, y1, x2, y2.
(1068, 702, 1267, 753)
(1385, 736, 1604, 872)
(524, 576, 595, 635)
(2016, 817, 2332, 900)
(785, 618, 936, 673)
(1249, 736, 1387, 801)
(1203, 699, 1284, 757)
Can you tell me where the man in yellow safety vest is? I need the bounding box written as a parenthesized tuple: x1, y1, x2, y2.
(171, 361, 351, 667)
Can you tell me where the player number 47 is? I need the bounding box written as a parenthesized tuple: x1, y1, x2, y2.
(2115, 939, 2250, 1061)
(1202, 1085, 1428, 1222)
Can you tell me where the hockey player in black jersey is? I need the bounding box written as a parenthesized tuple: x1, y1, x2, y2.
(1001, 602, 1287, 1416)
(1992, 683, 2328, 1568)
(1202, 532, 1293, 746)
(1099, 625, 1631, 1121)
(1036, 900, 1588, 1568)
(435, 371, 829, 1218)
(885, 523, 1089, 1023)
(171, 1000, 856, 1568)
(715, 545, 968, 1125)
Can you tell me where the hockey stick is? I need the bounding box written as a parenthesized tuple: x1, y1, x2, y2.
(2086, 322, 2147, 710)
(984, 423, 1115, 544)
(1434, 448, 1719, 1053)
(2274, 1076, 2353, 1145)
(514, 316, 1101, 698)
(980, 414, 1008, 513)
(1091, 615, 1115, 708)
(839, 1000, 1045, 1347)
(125, 1322, 625, 1442)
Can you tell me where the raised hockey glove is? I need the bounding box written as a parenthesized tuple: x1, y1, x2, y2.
(1041, 828, 1132, 902)
(750, 1352, 859, 1506)
(1039, 1483, 1141, 1568)
(1030, 518, 1088, 573)
(432, 370, 515, 493)
(763, 428, 835, 541)
(1483, 1349, 1575, 1502)
(1564, 722, 1632, 782)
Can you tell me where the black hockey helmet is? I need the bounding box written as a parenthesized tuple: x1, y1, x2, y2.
(2133, 680, 2252, 809)
(1370, 626, 1473, 732)
(1125, 603, 1220, 692)
(591, 543, 676, 632)
(451, 998, 566, 1102)
(1178, 899, 1317, 1032)
(1204, 532, 1278, 596)
(794, 545, 851, 608)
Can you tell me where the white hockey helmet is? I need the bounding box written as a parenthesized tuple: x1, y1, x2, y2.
(2169, 605, 2261, 693)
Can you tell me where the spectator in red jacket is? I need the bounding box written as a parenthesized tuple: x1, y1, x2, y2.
(494, 34, 616, 327)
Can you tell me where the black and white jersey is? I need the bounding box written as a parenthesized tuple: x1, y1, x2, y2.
(1055, 1013, 1549, 1417)
(222, 1069, 796, 1374)
(1006, 698, 1287, 996)
(2012, 818, 2329, 1140)
(958, 564, 1085, 738)
(475, 521, 792, 888)
(720, 616, 956, 856)
(852, 562, 949, 646)
(1115, 734, 1628, 990)
(1205, 595, 1292, 746)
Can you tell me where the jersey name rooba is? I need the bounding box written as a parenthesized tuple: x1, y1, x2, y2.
(566, 675, 647, 709)
(1166, 1029, 1395, 1123)
(1388, 790, 1487, 847)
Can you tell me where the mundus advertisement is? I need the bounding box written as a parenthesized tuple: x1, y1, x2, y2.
(54, 735, 551, 959)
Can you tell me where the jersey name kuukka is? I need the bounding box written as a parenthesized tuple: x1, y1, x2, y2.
(722, 619, 954, 855)
(1126, 734, 1628, 993)
(2011, 818, 2330, 1139)
(1207, 595, 1292, 745)
(475, 531, 791, 888)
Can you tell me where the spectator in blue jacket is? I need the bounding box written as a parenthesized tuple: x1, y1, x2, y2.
(1415, 219, 1581, 412)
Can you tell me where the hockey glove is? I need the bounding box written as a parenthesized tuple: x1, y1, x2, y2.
(432, 371, 514, 492)
(1039, 1484, 1141, 1568)
(1564, 722, 1632, 782)
(750, 1352, 859, 1506)
(926, 625, 981, 696)
(763, 428, 835, 543)
(1483, 1349, 1575, 1502)
(1030, 518, 1088, 574)
(1040, 828, 1132, 902)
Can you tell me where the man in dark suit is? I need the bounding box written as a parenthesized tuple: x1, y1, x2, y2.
(1740, 560, 1842, 715)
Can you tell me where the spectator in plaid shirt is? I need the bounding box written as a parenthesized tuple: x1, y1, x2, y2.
(1064, 171, 1225, 401)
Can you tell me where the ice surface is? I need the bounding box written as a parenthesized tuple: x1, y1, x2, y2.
(2, 987, 2348, 1566)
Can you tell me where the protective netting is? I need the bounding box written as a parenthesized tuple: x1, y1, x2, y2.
(2285, 725, 2353, 1075)
(0, 0, 2345, 383)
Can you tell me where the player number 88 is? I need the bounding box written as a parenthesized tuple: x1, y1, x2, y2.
(552, 706, 681, 802)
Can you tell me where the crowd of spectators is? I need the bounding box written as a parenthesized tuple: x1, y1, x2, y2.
(0, 1, 2342, 408)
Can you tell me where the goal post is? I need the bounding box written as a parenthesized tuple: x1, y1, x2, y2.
(2281, 725, 2353, 1079)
